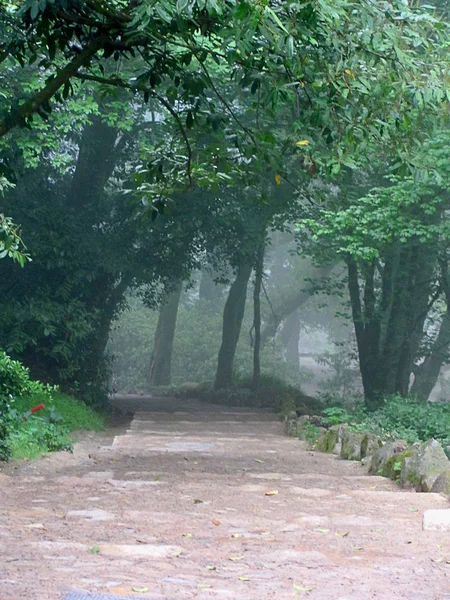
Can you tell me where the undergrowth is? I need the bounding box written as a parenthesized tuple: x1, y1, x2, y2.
(1, 350, 104, 461)
(322, 395, 450, 446)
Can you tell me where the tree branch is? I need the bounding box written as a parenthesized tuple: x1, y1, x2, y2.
(0, 38, 105, 138)
(74, 72, 193, 186)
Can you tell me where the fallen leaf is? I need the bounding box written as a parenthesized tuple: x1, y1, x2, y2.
(228, 556, 245, 562)
(194, 499, 203, 504)
(212, 518, 221, 526)
(293, 584, 314, 592)
(231, 533, 240, 538)
(197, 584, 212, 589)
(132, 587, 149, 593)
(352, 545, 363, 551)
(317, 528, 330, 534)
(182, 533, 193, 538)
(335, 531, 349, 537)
(296, 140, 309, 147)
(344, 68, 353, 76)
(407, 507, 418, 513)
(265, 490, 278, 496)
(260, 531, 271, 536)
(88, 546, 100, 554)
(238, 576, 250, 581)
(432, 557, 444, 563)
(255, 459, 264, 463)
(171, 551, 182, 557)
(206, 565, 217, 570)
(275, 173, 282, 185)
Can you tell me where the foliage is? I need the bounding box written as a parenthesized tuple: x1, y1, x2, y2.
(321, 406, 353, 426)
(0, 350, 103, 461)
(327, 395, 450, 446)
(7, 391, 104, 460)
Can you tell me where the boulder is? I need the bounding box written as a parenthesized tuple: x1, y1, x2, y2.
(400, 439, 450, 492)
(310, 427, 327, 449)
(369, 442, 395, 475)
(360, 433, 382, 459)
(285, 414, 310, 438)
(431, 471, 450, 495)
(369, 439, 409, 475)
(340, 430, 366, 461)
(314, 424, 348, 454)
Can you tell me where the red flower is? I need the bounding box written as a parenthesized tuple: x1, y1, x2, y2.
(30, 403, 45, 414)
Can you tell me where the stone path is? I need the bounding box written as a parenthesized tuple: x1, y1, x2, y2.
(1, 396, 450, 600)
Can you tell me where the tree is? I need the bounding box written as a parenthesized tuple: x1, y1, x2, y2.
(303, 134, 450, 408)
(148, 281, 183, 386)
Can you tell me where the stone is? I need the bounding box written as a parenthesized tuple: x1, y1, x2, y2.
(314, 424, 347, 454)
(431, 471, 450, 494)
(369, 441, 396, 474)
(400, 439, 450, 492)
(423, 509, 450, 531)
(310, 427, 327, 448)
(361, 433, 383, 459)
(340, 430, 366, 461)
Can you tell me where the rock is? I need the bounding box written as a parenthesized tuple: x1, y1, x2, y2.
(310, 427, 327, 448)
(423, 509, 450, 531)
(315, 424, 348, 454)
(431, 471, 450, 494)
(380, 452, 408, 480)
(400, 439, 450, 492)
(360, 433, 382, 459)
(340, 430, 366, 461)
(285, 413, 301, 436)
(369, 439, 409, 475)
(369, 442, 395, 475)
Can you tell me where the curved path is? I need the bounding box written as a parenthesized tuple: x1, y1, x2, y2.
(1, 396, 450, 599)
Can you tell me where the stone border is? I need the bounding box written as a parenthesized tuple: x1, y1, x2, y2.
(284, 412, 450, 495)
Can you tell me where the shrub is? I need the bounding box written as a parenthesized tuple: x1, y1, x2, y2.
(324, 394, 450, 446)
(0, 350, 104, 461)
(0, 350, 55, 460)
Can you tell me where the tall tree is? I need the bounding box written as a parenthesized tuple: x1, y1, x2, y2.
(148, 281, 183, 386)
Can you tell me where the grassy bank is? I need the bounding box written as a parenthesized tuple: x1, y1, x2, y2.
(8, 392, 104, 460)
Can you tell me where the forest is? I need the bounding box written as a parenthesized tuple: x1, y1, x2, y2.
(2, 0, 450, 460)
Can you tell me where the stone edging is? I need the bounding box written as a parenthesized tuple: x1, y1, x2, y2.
(284, 412, 450, 495)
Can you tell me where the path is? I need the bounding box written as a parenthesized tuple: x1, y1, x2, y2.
(1, 396, 450, 600)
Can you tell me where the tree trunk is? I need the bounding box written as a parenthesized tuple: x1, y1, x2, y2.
(281, 310, 301, 367)
(260, 263, 335, 345)
(252, 245, 264, 389)
(148, 281, 183, 386)
(347, 257, 384, 410)
(411, 310, 450, 400)
(214, 261, 253, 389)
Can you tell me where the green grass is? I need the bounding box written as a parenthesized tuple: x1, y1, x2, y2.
(8, 391, 104, 460)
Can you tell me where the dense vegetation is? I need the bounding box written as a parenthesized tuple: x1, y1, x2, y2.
(2, 0, 450, 459)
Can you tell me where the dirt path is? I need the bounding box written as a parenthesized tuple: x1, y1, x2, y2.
(1, 396, 450, 600)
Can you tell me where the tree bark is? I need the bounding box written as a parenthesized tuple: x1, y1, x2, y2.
(260, 263, 335, 345)
(148, 281, 183, 386)
(214, 261, 253, 389)
(411, 310, 450, 401)
(252, 245, 264, 388)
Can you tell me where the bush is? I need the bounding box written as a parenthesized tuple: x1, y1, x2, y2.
(0, 350, 55, 460)
(0, 350, 104, 461)
(325, 395, 450, 446)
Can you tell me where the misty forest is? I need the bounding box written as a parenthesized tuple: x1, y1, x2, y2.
(5, 0, 450, 597)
